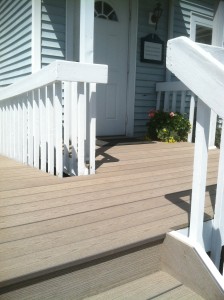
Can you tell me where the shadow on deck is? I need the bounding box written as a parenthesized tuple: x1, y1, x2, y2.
(0, 141, 219, 297)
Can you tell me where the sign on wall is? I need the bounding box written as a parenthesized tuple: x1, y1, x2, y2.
(141, 34, 164, 64)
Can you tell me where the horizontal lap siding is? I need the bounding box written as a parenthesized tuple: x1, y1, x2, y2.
(134, 0, 168, 136)
(173, 0, 214, 38)
(172, 0, 214, 112)
(0, 0, 32, 87)
(134, 0, 214, 137)
(41, 0, 66, 67)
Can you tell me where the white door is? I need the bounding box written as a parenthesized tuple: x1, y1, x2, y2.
(94, 1, 129, 136)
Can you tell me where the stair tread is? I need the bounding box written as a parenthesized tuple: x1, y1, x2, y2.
(85, 271, 204, 300)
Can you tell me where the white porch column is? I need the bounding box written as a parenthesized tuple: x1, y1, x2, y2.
(31, 0, 41, 72)
(79, 0, 96, 174)
(210, 0, 224, 267)
(209, 0, 224, 148)
(165, 0, 175, 82)
(79, 0, 94, 63)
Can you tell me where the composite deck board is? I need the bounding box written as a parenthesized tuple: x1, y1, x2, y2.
(0, 195, 214, 261)
(0, 167, 218, 215)
(0, 164, 196, 205)
(0, 142, 219, 287)
(0, 192, 214, 244)
(85, 271, 203, 300)
(0, 175, 217, 229)
(0, 206, 214, 287)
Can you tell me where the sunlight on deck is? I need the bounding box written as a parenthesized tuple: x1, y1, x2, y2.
(0, 141, 219, 289)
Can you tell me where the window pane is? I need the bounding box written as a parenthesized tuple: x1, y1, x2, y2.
(196, 25, 212, 45)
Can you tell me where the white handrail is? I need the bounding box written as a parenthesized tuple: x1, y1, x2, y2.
(166, 36, 224, 276)
(0, 60, 108, 101)
(0, 61, 108, 177)
(167, 37, 224, 120)
(156, 81, 188, 92)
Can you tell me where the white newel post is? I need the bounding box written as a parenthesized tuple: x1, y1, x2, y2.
(210, 1, 224, 263)
(79, 0, 96, 175)
(209, 0, 224, 148)
(211, 127, 224, 268)
(189, 99, 211, 244)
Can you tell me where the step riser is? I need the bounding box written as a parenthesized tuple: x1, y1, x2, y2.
(0, 240, 163, 299)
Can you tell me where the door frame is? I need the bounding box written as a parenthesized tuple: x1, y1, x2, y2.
(125, 0, 138, 136)
(66, 0, 138, 136)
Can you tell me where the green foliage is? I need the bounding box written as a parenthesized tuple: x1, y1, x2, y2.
(215, 126, 222, 148)
(146, 110, 191, 143)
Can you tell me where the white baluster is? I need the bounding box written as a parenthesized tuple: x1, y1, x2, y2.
(164, 92, 170, 111)
(77, 82, 86, 175)
(9, 101, 13, 157)
(180, 91, 186, 114)
(188, 92, 195, 142)
(171, 91, 177, 112)
(211, 127, 224, 268)
(156, 91, 161, 110)
(88, 83, 96, 175)
(71, 82, 78, 175)
(28, 91, 34, 166)
(47, 84, 54, 175)
(18, 95, 23, 163)
(5, 102, 10, 157)
(22, 94, 28, 164)
(13, 99, 18, 160)
(54, 82, 63, 177)
(189, 99, 210, 244)
(63, 81, 71, 174)
(33, 89, 40, 169)
(40, 87, 47, 172)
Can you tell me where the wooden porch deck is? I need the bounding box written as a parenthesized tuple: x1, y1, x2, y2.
(0, 141, 219, 297)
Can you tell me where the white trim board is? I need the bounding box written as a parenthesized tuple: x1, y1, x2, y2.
(126, 0, 138, 137)
(177, 220, 213, 252)
(31, 0, 41, 72)
(190, 12, 213, 41)
(65, 0, 138, 137)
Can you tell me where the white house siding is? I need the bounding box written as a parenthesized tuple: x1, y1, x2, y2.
(173, 0, 214, 38)
(0, 0, 32, 87)
(172, 0, 214, 114)
(41, 0, 66, 67)
(134, 0, 168, 136)
(133, 0, 215, 137)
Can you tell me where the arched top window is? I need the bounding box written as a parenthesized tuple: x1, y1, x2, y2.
(94, 1, 118, 21)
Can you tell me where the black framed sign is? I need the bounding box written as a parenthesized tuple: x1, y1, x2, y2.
(140, 34, 164, 64)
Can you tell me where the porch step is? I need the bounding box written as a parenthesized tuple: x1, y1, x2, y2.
(85, 271, 204, 300)
(0, 239, 204, 299)
(0, 240, 163, 299)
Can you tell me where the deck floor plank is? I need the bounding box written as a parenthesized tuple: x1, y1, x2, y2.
(0, 142, 219, 288)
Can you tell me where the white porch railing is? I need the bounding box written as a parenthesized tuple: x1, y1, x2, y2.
(167, 36, 224, 282)
(0, 60, 108, 177)
(156, 81, 196, 142)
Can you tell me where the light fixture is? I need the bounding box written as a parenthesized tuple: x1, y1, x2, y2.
(149, 2, 163, 31)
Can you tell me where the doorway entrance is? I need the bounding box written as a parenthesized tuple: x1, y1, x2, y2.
(94, 0, 129, 136)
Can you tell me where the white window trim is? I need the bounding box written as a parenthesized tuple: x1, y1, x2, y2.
(190, 12, 213, 41)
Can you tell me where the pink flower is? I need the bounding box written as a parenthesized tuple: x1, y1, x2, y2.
(170, 112, 175, 117)
(148, 110, 156, 118)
